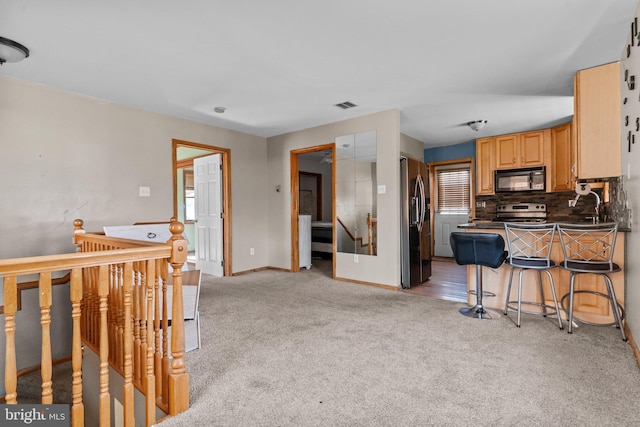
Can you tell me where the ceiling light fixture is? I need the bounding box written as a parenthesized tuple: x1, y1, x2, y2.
(214, 106, 226, 113)
(320, 151, 332, 164)
(467, 120, 488, 132)
(0, 36, 30, 65)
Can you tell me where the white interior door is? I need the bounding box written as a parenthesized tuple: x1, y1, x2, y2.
(194, 154, 223, 276)
(433, 213, 468, 257)
(432, 162, 472, 257)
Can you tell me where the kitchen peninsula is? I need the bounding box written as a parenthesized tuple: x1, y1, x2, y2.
(458, 60, 630, 326)
(457, 222, 627, 326)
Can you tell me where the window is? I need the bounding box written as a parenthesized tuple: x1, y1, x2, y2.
(435, 164, 470, 214)
(184, 169, 195, 222)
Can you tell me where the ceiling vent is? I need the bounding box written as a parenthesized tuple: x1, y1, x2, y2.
(335, 101, 357, 110)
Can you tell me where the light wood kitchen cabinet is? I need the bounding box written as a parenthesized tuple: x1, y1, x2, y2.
(495, 134, 519, 169)
(495, 130, 546, 169)
(574, 62, 621, 179)
(476, 137, 495, 195)
(551, 122, 574, 192)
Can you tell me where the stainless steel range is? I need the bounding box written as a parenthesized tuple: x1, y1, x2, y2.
(494, 203, 547, 222)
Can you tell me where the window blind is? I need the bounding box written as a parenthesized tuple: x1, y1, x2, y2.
(436, 167, 470, 213)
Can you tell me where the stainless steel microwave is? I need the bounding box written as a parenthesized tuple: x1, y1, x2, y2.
(494, 167, 545, 193)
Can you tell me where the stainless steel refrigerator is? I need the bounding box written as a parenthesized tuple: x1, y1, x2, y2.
(400, 157, 432, 288)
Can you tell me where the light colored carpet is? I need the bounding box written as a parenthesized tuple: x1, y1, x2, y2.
(156, 259, 640, 426)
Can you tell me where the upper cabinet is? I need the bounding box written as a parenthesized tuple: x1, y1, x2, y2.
(550, 122, 573, 192)
(476, 128, 555, 195)
(474, 62, 621, 193)
(574, 62, 621, 179)
(476, 137, 495, 195)
(495, 130, 546, 169)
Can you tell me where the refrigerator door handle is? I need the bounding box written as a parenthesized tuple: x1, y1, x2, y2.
(415, 174, 426, 232)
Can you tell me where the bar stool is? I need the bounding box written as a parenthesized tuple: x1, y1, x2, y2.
(450, 232, 508, 319)
(556, 222, 626, 341)
(503, 222, 563, 329)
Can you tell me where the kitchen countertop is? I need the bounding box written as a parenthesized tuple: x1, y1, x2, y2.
(458, 222, 631, 232)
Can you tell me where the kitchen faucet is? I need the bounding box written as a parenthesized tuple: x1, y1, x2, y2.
(569, 182, 601, 223)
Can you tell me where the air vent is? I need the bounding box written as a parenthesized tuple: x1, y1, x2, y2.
(335, 101, 357, 109)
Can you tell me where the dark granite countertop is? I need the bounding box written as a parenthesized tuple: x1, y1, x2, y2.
(458, 222, 631, 232)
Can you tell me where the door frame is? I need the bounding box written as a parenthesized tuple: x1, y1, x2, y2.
(173, 139, 232, 276)
(428, 157, 476, 255)
(290, 144, 335, 274)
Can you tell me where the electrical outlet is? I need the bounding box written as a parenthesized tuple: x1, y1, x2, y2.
(476, 201, 486, 208)
(354, 254, 359, 263)
(250, 248, 255, 256)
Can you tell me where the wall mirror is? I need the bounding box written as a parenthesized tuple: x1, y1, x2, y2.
(335, 130, 377, 255)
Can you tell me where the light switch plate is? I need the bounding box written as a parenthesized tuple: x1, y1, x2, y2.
(139, 186, 151, 197)
(377, 185, 386, 194)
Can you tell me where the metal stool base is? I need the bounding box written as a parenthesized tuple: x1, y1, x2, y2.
(561, 291, 625, 327)
(459, 305, 500, 319)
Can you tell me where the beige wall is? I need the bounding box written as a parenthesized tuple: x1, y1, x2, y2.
(621, 5, 640, 346)
(267, 109, 402, 287)
(0, 75, 269, 274)
(400, 132, 425, 161)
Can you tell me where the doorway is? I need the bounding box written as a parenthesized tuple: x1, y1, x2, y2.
(401, 158, 476, 302)
(290, 144, 335, 276)
(431, 159, 474, 257)
(173, 139, 232, 276)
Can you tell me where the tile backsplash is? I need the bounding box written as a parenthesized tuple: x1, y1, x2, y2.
(475, 176, 630, 227)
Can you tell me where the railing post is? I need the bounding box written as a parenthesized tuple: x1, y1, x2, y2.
(144, 259, 157, 427)
(40, 272, 53, 404)
(3, 275, 18, 404)
(167, 219, 189, 415)
(70, 268, 85, 427)
(98, 265, 111, 427)
(73, 219, 85, 252)
(122, 262, 135, 427)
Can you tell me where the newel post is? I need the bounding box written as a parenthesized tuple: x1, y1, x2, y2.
(73, 219, 85, 252)
(167, 219, 189, 415)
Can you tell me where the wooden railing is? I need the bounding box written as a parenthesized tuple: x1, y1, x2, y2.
(0, 218, 190, 427)
(336, 213, 377, 255)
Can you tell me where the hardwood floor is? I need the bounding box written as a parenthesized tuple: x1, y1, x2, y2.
(308, 255, 468, 303)
(402, 256, 468, 303)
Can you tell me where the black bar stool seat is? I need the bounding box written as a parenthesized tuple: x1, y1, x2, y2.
(450, 232, 508, 319)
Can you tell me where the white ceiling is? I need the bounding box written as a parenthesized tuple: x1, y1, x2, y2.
(1, 0, 637, 148)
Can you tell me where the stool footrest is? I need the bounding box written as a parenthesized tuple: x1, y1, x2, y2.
(561, 291, 625, 327)
(505, 301, 561, 318)
(468, 290, 496, 298)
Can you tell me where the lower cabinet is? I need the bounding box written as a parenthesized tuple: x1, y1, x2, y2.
(465, 229, 625, 324)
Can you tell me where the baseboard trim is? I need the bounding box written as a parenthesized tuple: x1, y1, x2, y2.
(334, 276, 398, 291)
(624, 324, 640, 368)
(232, 266, 291, 276)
